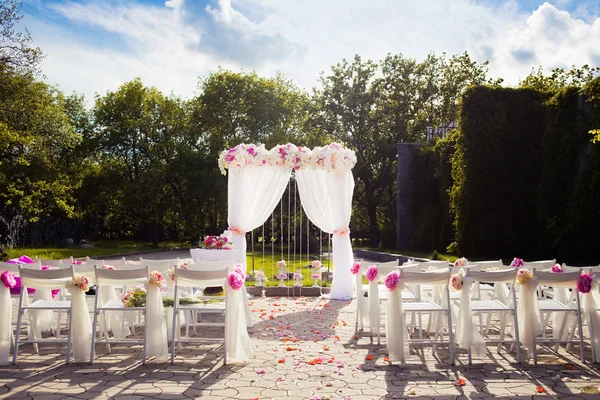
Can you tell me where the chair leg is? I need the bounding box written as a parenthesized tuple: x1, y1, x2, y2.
(90, 292, 100, 364)
(66, 310, 73, 364)
(575, 294, 585, 363)
(498, 313, 508, 354)
(142, 311, 147, 365)
(13, 292, 25, 365)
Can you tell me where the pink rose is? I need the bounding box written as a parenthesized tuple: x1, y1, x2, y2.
(228, 272, 244, 290)
(551, 264, 564, 273)
(384, 271, 400, 291)
(351, 262, 360, 275)
(365, 265, 379, 282)
(1, 271, 17, 289)
(577, 274, 593, 294)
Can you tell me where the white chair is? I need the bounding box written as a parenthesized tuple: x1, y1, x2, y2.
(170, 267, 228, 364)
(192, 260, 236, 272)
(85, 257, 106, 266)
(524, 259, 556, 270)
(35, 258, 64, 268)
(139, 258, 174, 274)
(103, 258, 129, 268)
(531, 269, 585, 363)
(90, 265, 150, 364)
(13, 265, 75, 364)
(393, 268, 455, 364)
(457, 268, 521, 364)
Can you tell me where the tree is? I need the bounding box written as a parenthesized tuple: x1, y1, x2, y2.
(0, 0, 43, 72)
(520, 65, 600, 92)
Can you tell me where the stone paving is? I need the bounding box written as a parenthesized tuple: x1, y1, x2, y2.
(2, 295, 600, 399)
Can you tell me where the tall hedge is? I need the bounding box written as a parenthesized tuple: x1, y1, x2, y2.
(451, 86, 549, 259)
(449, 81, 600, 263)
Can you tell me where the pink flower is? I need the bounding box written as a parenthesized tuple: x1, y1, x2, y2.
(311, 260, 322, 269)
(41, 265, 53, 270)
(228, 272, 244, 290)
(234, 264, 246, 279)
(293, 272, 303, 279)
(225, 154, 236, 163)
(551, 264, 564, 273)
(510, 257, 524, 268)
(365, 265, 379, 282)
(577, 274, 593, 294)
(311, 273, 321, 280)
(384, 270, 400, 291)
(351, 262, 360, 275)
(1, 271, 17, 289)
(247, 147, 256, 156)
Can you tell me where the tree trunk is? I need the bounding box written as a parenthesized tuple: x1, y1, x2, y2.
(367, 202, 379, 248)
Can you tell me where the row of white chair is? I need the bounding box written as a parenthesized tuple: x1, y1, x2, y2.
(355, 258, 594, 364)
(10, 264, 231, 365)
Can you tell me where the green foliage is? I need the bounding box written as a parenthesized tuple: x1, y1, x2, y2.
(0, 0, 43, 73)
(451, 86, 548, 258)
(520, 65, 600, 92)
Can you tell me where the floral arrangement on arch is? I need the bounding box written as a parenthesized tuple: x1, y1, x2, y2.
(218, 142, 357, 174)
(202, 235, 233, 250)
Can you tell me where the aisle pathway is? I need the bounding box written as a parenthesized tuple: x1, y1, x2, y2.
(2, 295, 599, 399)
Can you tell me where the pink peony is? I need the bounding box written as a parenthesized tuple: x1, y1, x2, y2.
(384, 271, 400, 291)
(351, 262, 360, 275)
(311, 260, 322, 269)
(311, 273, 321, 280)
(510, 257, 524, 268)
(577, 274, 593, 294)
(551, 264, 564, 273)
(228, 272, 244, 290)
(234, 264, 246, 279)
(365, 265, 379, 282)
(1, 271, 17, 289)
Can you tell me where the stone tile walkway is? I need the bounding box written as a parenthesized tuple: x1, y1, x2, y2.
(2, 295, 600, 399)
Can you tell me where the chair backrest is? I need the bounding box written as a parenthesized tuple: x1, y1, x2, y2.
(400, 268, 451, 285)
(465, 268, 517, 283)
(103, 258, 128, 268)
(523, 259, 556, 270)
(418, 260, 450, 270)
(534, 269, 582, 287)
(35, 258, 64, 267)
(139, 258, 173, 273)
(85, 258, 105, 266)
(95, 265, 149, 286)
(19, 265, 74, 290)
(174, 267, 228, 288)
(470, 259, 503, 269)
(563, 263, 598, 273)
(191, 260, 236, 272)
(72, 263, 100, 281)
(58, 257, 73, 264)
(0, 261, 20, 272)
(360, 260, 399, 277)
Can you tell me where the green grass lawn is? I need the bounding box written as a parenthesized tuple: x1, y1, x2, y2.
(245, 252, 332, 287)
(5, 240, 188, 261)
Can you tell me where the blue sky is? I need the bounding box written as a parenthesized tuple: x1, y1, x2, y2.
(19, 0, 600, 105)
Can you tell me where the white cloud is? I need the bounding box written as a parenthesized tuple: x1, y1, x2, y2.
(25, 0, 600, 106)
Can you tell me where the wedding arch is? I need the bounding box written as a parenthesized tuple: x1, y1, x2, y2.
(219, 143, 356, 300)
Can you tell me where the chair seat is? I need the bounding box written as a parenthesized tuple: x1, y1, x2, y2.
(361, 284, 416, 300)
(538, 299, 574, 312)
(470, 299, 510, 311)
(100, 299, 143, 311)
(403, 301, 442, 312)
(177, 302, 225, 312)
(23, 300, 71, 310)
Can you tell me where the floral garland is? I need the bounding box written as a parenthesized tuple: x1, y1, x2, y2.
(384, 270, 400, 291)
(218, 142, 357, 174)
(1, 271, 17, 289)
(577, 274, 593, 293)
(451, 272, 464, 291)
(516, 268, 533, 285)
(350, 262, 360, 275)
(365, 265, 379, 282)
(68, 275, 90, 292)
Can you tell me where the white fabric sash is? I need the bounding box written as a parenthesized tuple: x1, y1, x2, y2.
(145, 285, 168, 362)
(582, 278, 600, 362)
(0, 284, 11, 365)
(225, 281, 255, 362)
(517, 278, 543, 356)
(552, 287, 569, 340)
(66, 284, 93, 363)
(455, 275, 487, 355)
(386, 284, 409, 362)
(355, 273, 369, 328)
(368, 278, 380, 336)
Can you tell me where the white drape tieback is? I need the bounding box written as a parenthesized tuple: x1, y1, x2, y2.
(582, 277, 600, 362)
(455, 272, 487, 356)
(517, 277, 543, 357)
(386, 280, 410, 363)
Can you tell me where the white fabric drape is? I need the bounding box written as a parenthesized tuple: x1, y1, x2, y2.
(552, 287, 569, 340)
(455, 274, 487, 356)
(0, 284, 11, 365)
(582, 278, 600, 362)
(66, 285, 93, 363)
(228, 167, 292, 266)
(99, 286, 130, 339)
(517, 278, 543, 356)
(355, 272, 369, 328)
(145, 285, 168, 362)
(225, 282, 255, 362)
(296, 169, 355, 299)
(386, 285, 409, 363)
(368, 279, 380, 337)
